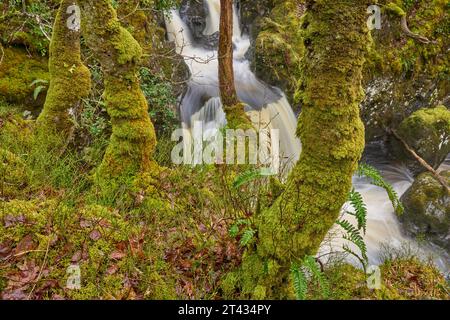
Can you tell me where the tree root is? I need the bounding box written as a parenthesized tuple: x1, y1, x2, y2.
(400, 16, 433, 44)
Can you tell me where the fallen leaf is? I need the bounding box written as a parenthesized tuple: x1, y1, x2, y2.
(89, 230, 101, 241)
(109, 251, 126, 260)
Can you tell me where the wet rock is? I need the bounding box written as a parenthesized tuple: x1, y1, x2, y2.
(400, 171, 450, 254)
(389, 106, 450, 176)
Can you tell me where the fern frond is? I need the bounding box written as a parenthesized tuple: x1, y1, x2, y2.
(232, 168, 274, 189)
(342, 244, 368, 271)
(358, 164, 404, 215)
(348, 189, 367, 234)
(290, 262, 308, 300)
(303, 256, 330, 299)
(337, 219, 368, 268)
(240, 228, 256, 247)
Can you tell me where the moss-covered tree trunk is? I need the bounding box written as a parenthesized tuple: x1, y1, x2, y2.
(79, 0, 157, 200)
(236, 0, 370, 299)
(218, 0, 249, 128)
(37, 0, 91, 139)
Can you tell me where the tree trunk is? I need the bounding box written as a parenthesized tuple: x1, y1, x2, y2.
(79, 0, 158, 201)
(235, 0, 370, 299)
(218, 0, 249, 128)
(37, 0, 91, 140)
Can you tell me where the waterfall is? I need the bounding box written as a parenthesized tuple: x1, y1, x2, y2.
(165, 1, 301, 170)
(165, 1, 448, 273)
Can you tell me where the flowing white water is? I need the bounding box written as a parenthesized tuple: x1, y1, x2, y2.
(321, 160, 449, 273)
(165, 0, 449, 273)
(165, 1, 301, 168)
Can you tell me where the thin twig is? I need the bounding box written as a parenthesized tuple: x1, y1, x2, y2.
(27, 237, 51, 300)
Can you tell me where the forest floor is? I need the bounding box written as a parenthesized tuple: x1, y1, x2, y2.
(1, 104, 449, 300)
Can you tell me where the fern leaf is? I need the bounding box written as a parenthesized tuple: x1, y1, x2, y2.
(29, 79, 48, 87)
(233, 168, 274, 189)
(240, 228, 256, 247)
(358, 164, 404, 215)
(348, 189, 367, 234)
(290, 263, 308, 300)
(303, 255, 330, 299)
(33, 86, 46, 100)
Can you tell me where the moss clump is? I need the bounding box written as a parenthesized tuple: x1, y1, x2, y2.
(0, 47, 49, 108)
(378, 257, 449, 299)
(385, 2, 407, 17)
(0, 149, 29, 200)
(36, 0, 91, 139)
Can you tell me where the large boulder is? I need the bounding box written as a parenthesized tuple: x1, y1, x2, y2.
(400, 171, 450, 253)
(389, 106, 450, 176)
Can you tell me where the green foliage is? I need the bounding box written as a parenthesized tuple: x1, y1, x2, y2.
(347, 189, 367, 234)
(78, 99, 109, 138)
(358, 164, 404, 215)
(336, 219, 368, 271)
(402, 0, 417, 11)
(232, 168, 274, 189)
(290, 262, 308, 300)
(335, 165, 404, 271)
(290, 255, 330, 300)
(229, 219, 256, 247)
(139, 67, 178, 136)
(30, 79, 48, 101)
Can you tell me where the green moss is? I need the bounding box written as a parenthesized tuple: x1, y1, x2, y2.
(254, 0, 304, 107)
(0, 47, 49, 107)
(395, 105, 450, 172)
(0, 149, 29, 199)
(233, 0, 369, 299)
(36, 0, 91, 139)
(112, 25, 143, 65)
(385, 2, 406, 17)
(80, 0, 158, 201)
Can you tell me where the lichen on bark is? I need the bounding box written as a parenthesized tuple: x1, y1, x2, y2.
(79, 0, 158, 201)
(36, 0, 91, 138)
(229, 0, 370, 299)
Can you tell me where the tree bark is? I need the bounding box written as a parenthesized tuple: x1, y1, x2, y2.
(37, 0, 91, 140)
(218, 0, 249, 128)
(218, 0, 238, 107)
(235, 0, 370, 299)
(79, 0, 158, 201)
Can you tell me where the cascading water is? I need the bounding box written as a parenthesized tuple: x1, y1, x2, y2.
(165, 0, 301, 168)
(165, 0, 449, 273)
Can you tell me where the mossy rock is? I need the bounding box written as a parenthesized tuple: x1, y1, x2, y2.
(400, 171, 450, 253)
(0, 47, 49, 108)
(390, 105, 450, 175)
(253, 0, 304, 108)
